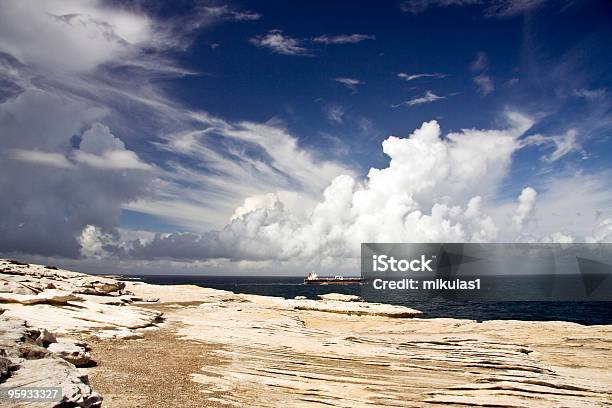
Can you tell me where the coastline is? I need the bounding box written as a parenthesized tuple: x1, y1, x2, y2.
(1, 259, 611, 407)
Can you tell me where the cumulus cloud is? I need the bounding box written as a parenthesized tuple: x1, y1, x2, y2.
(131, 118, 355, 230)
(11, 122, 154, 171)
(312, 34, 375, 44)
(540, 232, 573, 244)
(587, 219, 612, 243)
(73, 123, 153, 170)
(0, 91, 154, 258)
(128, 114, 547, 263)
(250, 30, 311, 56)
(397, 72, 446, 81)
(78, 225, 117, 259)
(513, 187, 537, 229)
(392, 90, 446, 107)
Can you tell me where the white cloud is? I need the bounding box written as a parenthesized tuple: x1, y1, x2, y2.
(523, 129, 587, 162)
(132, 117, 356, 230)
(540, 232, 573, 244)
(333, 77, 363, 91)
(11, 122, 154, 171)
(74, 150, 153, 171)
(78, 225, 116, 258)
(574, 88, 607, 100)
(485, 0, 547, 17)
(325, 105, 346, 124)
(397, 72, 446, 81)
(11, 149, 73, 169)
(473, 74, 494, 96)
(200, 5, 261, 22)
(470, 52, 494, 96)
(0, 0, 153, 72)
(0, 92, 154, 258)
(250, 30, 311, 56)
(470, 51, 489, 71)
(312, 34, 375, 44)
(130, 113, 554, 264)
(392, 90, 446, 107)
(73, 123, 153, 170)
(399, 0, 480, 14)
(399, 0, 547, 17)
(513, 187, 537, 229)
(0, 0, 358, 261)
(587, 219, 612, 243)
(512, 173, 612, 241)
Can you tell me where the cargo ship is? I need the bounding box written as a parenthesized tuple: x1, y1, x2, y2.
(304, 272, 364, 285)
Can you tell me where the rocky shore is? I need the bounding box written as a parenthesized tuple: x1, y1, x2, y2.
(1, 259, 611, 407)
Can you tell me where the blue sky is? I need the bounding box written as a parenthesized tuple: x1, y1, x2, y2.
(0, 0, 611, 274)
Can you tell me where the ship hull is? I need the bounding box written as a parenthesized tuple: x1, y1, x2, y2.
(303, 278, 364, 285)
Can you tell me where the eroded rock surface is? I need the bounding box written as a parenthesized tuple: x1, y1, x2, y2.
(123, 284, 612, 408)
(0, 316, 101, 407)
(0, 259, 162, 337)
(2, 259, 611, 408)
(0, 259, 166, 407)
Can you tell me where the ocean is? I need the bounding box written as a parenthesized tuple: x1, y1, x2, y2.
(128, 275, 612, 325)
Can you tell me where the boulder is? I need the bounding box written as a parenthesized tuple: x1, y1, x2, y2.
(0, 355, 18, 380)
(35, 328, 57, 347)
(19, 343, 51, 359)
(48, 341, 94, 367)
(72, 280, 125, 296)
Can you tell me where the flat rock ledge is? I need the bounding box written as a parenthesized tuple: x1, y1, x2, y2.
(288, 297, 422, 317)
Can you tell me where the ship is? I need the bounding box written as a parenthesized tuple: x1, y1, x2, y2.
(304, 272, 364, 285)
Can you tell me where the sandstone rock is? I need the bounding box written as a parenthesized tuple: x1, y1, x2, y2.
(0, 280, 38, 295)
(0, 290, 84, 306)
(74, 280, 125, 296)
(0, 316, 101, 407)
(18, 343, 51, 359)
(35, 328, 57, 347)
(93, 328, 144, 340)
(133, 296, 160, 303)
(0, 355, 18, 380)
(318, 293, 363, 302)
(2, 357, 102, 408)
(288, 298, 422, 317)
(48, 341, 94, 367)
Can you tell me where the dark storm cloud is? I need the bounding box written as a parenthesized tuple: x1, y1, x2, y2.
(0, 90, 154, 258)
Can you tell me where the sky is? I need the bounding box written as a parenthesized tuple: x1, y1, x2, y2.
(0, 0, 611, 275)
